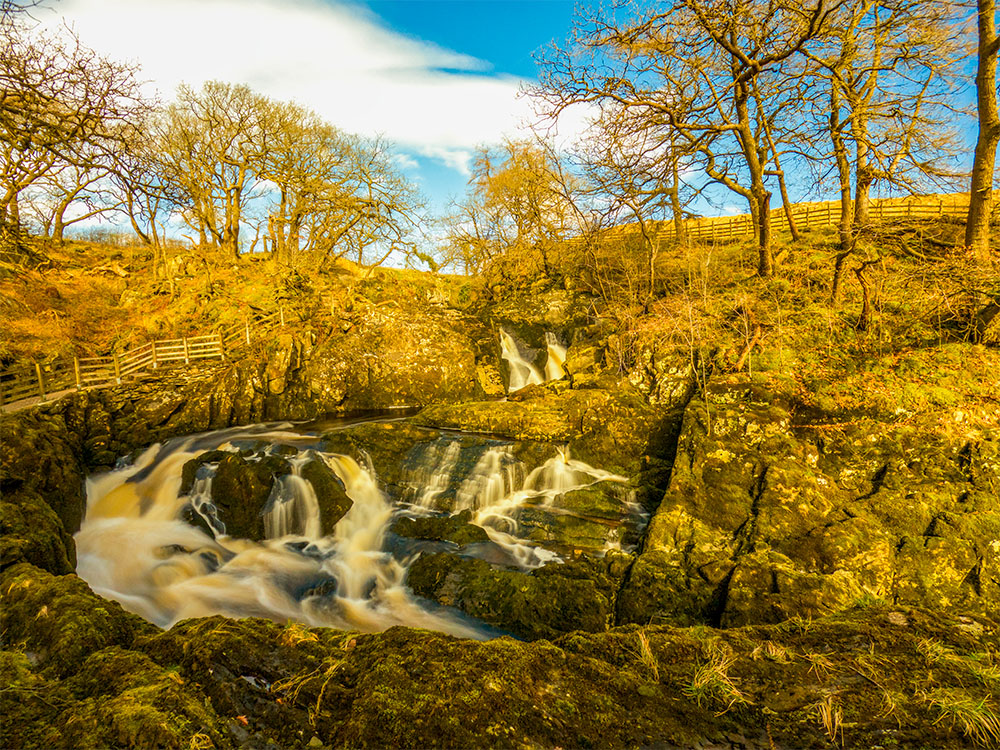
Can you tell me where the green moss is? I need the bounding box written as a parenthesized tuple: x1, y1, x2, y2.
(0, 563, 153, 678)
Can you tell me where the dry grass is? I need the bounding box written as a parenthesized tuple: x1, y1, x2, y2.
(923, 688, 1000, 748)
(683, 639, 751, 715)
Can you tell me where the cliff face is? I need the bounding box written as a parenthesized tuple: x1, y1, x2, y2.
(2, 279, 1000, 749)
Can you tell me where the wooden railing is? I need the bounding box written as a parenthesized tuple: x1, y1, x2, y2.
(0, 308, 286, 412)
(594, 193, 973, 247)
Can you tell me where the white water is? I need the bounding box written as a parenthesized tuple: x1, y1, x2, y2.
(500, 330, 544, 391)
(402, 440, 631, 569)
(500, 329, 571, 392)
(77, 423, 635, 638)
(544, 332, 567, 381)
(76, 427, 489, 638)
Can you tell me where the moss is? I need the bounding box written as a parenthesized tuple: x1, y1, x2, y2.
(390, 509, 488, 546)
(60, 647, 230, 750)
(0, 650, 68, 750)
(0, 563, 154, 678)
(406, 552, 624, 639)
(0, 488, 76, 574)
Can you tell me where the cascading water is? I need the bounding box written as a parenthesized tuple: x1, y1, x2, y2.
(500, 329, 544, 391)
(544, 332, 567, 381)
(499, 328, 568, 392)
(76, 427, 490, 638)
(77, 421, 642, 639)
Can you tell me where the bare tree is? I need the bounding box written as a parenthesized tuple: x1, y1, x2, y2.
(802, 0, 967, 299)
(157, 81, 268, 259)
(446, 139, 578, 283)
(966, 0, 999, 258)
(0, 20, 145, 242)
(534, 0, 838, 278)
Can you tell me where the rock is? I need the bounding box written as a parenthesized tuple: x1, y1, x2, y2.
(406, 552, 626, 639)
(0, 563, 154, 679)
(179, 449, 231, 495)
(0, 489, 77, 574)
(209, 453, 275, 540)
(621, 383, 1000, 627)
(412, 386, 681, 476)
(390, 509, 489, 546)
(300, 457, 353, 534)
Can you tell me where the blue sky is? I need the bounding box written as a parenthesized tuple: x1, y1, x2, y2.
(40, 0, 582, 215)
(38, 0, 980, 225)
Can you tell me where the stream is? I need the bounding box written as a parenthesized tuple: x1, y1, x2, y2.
(76, 419, 638, 639)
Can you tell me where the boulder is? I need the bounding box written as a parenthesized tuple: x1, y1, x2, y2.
(300, 457, 353, 534)
(390, 509, 489, 546)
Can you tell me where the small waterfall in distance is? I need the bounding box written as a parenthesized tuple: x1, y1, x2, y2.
(499, 329, 544, 391)
(499, 327, 568, 393)
(544, 332, 567, 381)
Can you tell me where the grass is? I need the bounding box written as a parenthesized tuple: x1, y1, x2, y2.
(814, 693, 844, 746)
(923, 688, 1000, 748)
(683, 639, 751, 715)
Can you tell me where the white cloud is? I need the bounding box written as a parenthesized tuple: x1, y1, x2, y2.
(39, 0, 539, 169)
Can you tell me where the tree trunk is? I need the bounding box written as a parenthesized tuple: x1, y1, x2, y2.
(852, 114, 872, 229)
(754, 186, 774, 277)
(829, 87, 855, 304)
(669, 158, 687, 246)
(774, 169, 799, 242)
(854, 260, 879, 331)
(966, 0, 1000, 259)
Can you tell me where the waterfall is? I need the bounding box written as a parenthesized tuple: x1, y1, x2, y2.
(76, 427, 489, 639)
(544, 332, 567, 381)
(500, 329, 544, 391)
(75, 423, 637, 639)
(407, 440, 462, 509)
(454, 446, 524, 511)
(499, 328, 567, 392)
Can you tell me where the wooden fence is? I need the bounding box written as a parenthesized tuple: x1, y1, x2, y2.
(604, 194, 973, 248)
(0, 309, 285, 412)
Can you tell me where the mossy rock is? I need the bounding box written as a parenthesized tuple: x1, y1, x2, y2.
(0, 488, 76, 574)
(512, 504, 620, 550)
(406, 552, 624, 639)
(0, 563, 154, 679)
(59, 647, 228, 750)
(300, 457, 353, 534)
(390, 509, 489, 546)
(209, 452, 284, 540)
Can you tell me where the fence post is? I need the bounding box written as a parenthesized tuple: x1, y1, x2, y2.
(183, 337, 190, 364)
(217, 331, 225, 360)
(280, 306, 285, 326)
(826, 203, 832, 225)
(113, 353, 121, 384)
(34, 362, 46, 401)
(74, 357, 82, 389)
(151, 340, 158, 369)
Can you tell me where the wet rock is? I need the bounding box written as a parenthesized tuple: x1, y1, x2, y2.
(512, 504, 621, 550)
(300, 457, 353, 533)
(179, 449, 231, 495)
(390, 509, 489, 546)
(406, 551, 627, 639)
(209, 453, 274, 540)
